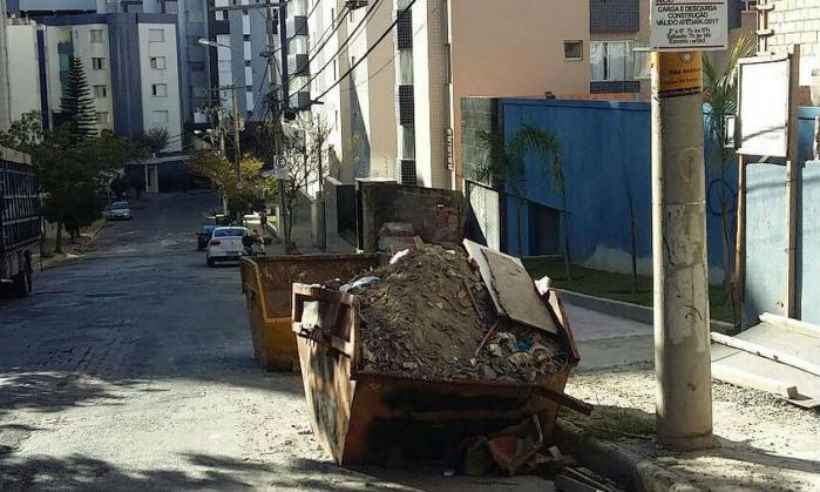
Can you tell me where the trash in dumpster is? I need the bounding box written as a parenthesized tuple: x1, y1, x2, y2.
(342, 244, 568, 383)
(291, 240, 586, 468)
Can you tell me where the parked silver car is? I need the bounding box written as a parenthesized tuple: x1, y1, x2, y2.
(104, 201, 132, 221)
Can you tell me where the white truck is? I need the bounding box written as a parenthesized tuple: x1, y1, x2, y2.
(1, 146, 38, 297)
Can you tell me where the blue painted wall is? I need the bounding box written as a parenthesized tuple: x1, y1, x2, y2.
(745, 164, 787, 320)
(499, 98, 734, 280)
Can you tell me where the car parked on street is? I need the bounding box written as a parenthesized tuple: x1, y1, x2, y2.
(206, 227, 249, 267)
(197, 224, 217, 251)
(104, 201, 132, 221)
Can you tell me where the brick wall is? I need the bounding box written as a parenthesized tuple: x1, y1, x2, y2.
(766, 0, 820, 56)
(357, 179, 464, 251)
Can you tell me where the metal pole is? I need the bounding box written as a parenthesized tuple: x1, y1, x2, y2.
(784, 45, 801, 319)
(232, 88, 241, 179)
(651, 51, 713, 451)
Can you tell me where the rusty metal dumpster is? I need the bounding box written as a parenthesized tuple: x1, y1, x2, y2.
(240, 254, 379, 371)
(291, 282, 583, 467)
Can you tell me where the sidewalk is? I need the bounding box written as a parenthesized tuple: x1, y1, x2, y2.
(34, 218, 108, 271)
(560, 298, 820, 491)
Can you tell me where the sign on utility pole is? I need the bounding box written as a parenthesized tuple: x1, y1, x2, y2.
(650, 0, 728, 51)
(648, 0, 727, 452)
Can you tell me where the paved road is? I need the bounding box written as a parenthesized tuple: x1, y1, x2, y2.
(0, 192, 551, 491)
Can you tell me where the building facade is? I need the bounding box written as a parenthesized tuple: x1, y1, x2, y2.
(207, 0, 278, 122)
(287, 0, 594, 191)
(29, 14, 184, 151)
(10, 0, 211, 127)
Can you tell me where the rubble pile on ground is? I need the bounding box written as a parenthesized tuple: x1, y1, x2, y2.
(341, 245, 568, 383)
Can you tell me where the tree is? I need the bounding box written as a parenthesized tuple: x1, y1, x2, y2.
(135, 128, 170, 156)
(57, 57, 97, 141)
(188, 151, 274, 220)
(0, 112, 136, 253)
(703, 33, 755, 323)
(475, 124, 571, 278)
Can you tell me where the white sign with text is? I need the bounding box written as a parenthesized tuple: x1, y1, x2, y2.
(650, 0, 728, 51)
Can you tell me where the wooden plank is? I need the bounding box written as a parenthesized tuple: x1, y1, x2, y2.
(711, 332, 820, 378)
(463, 239, 506, 316)
(712, 362, 798, 398)
(483, 248, 558, 335)
(785, 45, 801, 319)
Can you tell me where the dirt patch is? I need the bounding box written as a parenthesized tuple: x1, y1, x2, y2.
(344, 245, 568, 383)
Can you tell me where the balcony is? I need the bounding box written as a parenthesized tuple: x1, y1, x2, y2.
(590, 80, 641, 94)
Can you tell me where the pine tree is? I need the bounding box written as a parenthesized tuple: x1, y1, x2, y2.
(58, 56, 97, 140)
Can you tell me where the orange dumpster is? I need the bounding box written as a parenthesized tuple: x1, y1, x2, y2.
(240, 254, 379, 371)
(291, 282, 583, 467)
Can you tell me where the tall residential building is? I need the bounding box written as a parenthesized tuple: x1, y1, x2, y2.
(10, 0, 212, 127)
(289, 0, 592, 190)
(206, 0, 278, 122)
(3, 14, 184, 152)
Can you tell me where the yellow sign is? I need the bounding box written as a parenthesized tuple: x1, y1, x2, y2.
(656, 52, 702, 98)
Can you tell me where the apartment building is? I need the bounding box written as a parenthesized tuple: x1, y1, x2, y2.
(10, 0, 212, 127)
(288, 0, 593, 190)
(207, 0, 278, 122)
(5, 14, 183, 151)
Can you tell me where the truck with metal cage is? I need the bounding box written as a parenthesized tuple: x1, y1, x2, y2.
(1, 146, 39, 297)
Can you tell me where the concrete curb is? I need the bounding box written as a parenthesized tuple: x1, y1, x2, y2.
(554, 420, 703, 492)
(38, 219, 108, 271)
(555, 289, 737, 335)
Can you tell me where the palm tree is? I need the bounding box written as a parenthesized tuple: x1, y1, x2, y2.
(476, 124, 571, 279)
(702, 33, 755, 322)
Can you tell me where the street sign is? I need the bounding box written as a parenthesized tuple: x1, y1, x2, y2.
(650, 0, 728, 52)
(737, 54, 792, 157)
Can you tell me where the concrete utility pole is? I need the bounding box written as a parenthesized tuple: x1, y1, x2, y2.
(232, 88, 241, 181)
(650, 51, 713, 451)
(276, 1, 291, 250)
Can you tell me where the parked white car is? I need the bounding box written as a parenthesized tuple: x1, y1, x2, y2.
(206, 226, 249, 267)
(104, 201, 131, 220)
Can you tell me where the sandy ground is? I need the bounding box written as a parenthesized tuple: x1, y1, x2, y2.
(565, 363, 820, 491)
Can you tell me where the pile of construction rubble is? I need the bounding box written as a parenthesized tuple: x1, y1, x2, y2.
(339, 244, 568, 383)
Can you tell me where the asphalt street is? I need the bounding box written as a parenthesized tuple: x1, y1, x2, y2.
(0, 192, 551, 491)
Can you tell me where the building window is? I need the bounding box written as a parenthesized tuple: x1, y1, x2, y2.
(400, 125, 415, 160)
(243, 41, 252, 60)
(92, 57, 105, 70)
(244, 66, 253, 85)
(564, 41, 583, 61)
(152, 83, 168, 97)
(90, 29, 104, 43)
(96, 112, 109, 124)
(93, 85, 107, 98)
(150, 56, 167, 69)
(591, 41, 633, 81)
(332, 59, 337, 80)
(148, 29, 165, 43)
(398, 50, 413, 85)
(190, 61, 205, 72)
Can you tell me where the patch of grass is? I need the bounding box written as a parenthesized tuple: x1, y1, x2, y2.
(523, 258, 735, 323)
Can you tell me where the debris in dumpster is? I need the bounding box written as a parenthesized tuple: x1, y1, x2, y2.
(486, 416, 544, 476)
(340, 276, 380, 293)
(340, 244, 569, 383)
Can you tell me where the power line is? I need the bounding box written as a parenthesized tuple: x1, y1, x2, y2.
(306, 4, 349, 58)
(312, 0, 416, 103)
(289, 0, 384, 98)
(338, 0, 443, 96)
